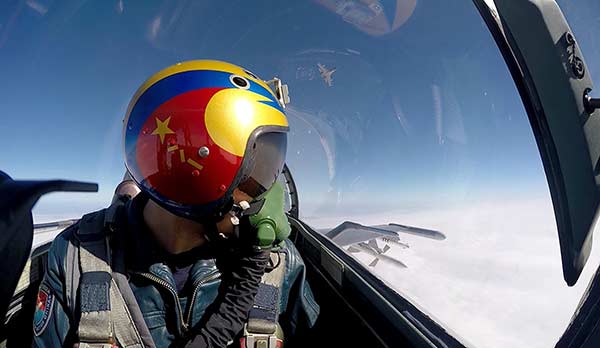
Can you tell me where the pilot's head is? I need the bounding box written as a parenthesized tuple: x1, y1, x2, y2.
(122, 60, 289, 222)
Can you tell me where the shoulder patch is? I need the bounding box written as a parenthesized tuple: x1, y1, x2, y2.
(33, 283, 55, 336)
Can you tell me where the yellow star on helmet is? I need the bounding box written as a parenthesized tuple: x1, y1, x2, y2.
(151, 116, 175, 144)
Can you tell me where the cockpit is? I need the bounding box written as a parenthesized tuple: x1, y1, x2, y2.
(2, 1, 600, 347)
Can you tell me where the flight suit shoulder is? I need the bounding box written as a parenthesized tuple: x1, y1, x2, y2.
(44, 222, 79, 293)
(44, 207, 109, 312)
(32, 221, 84, 347)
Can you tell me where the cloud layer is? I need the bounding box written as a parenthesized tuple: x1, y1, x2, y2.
(308, 198, 600, 348)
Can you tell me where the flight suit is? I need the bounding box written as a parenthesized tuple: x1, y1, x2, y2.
(32, 194, 319, 347)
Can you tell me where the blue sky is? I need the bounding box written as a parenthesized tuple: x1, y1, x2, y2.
(0, 0, 565, 220)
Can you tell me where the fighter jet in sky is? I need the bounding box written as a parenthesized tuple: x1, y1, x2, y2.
(321, 221, 445, 268)
(317, 63, 337, 87)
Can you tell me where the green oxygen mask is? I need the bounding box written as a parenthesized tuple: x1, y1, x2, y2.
(236, 181, 291, 251)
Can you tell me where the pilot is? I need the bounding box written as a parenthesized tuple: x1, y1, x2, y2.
(32, 60, 319, 348)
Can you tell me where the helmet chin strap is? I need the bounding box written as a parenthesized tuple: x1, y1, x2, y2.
(199, 197, 235, 244)
(204, 198, 266, 248)
(208, 197, 235, 223)
(232, 199, 265, 217)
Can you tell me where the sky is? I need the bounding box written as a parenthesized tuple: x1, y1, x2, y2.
(2, 0, 600, 348)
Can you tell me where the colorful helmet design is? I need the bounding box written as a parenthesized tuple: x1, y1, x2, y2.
(123, 60, 289, 220)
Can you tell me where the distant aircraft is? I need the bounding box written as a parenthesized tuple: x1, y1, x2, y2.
(321, 221, 446, 268)
(317, 63, 337, 87)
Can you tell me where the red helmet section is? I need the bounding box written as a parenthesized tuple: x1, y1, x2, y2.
(135, 88, 242, 206)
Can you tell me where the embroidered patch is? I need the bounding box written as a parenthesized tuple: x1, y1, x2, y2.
(33, 283, 54, 336)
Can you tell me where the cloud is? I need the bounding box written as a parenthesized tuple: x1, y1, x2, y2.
(311, 198, 600, 348)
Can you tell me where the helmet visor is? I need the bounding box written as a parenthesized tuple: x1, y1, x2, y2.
(237, 131, 287, 199)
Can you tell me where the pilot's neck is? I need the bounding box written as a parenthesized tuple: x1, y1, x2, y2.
(142, 199, 208, 255)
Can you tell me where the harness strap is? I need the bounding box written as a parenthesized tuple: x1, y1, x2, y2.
(76, 205, 146, 348)
(110, 278, 145, 347)
(78, 343, 114, 348)
(242, 251, 286, 348)
(78, 211, 113, 345)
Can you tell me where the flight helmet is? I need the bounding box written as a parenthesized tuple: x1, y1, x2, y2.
(123, 60, 289, 221)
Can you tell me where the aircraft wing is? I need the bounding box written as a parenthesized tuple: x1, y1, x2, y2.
(317, 63, 326, 74)
(323, 221, 402, 246)
(321, 221, 445, 247)
(374, 223, 446, 240)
